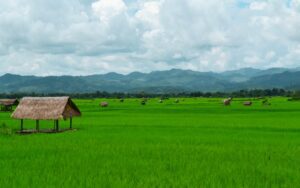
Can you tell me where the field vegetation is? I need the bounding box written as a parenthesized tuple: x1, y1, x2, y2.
(0, 97, 300, 187)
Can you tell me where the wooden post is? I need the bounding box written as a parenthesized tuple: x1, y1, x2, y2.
(36, 120, 40, 132)
(70, 117, 72, 129)
(20, 119, 24, 132)
(56, 120, 59, 132)
(55, 120, 57, 132)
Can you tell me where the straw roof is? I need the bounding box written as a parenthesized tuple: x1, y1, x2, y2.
(11, 97, 81, 120)
(0, 99, 19, 106)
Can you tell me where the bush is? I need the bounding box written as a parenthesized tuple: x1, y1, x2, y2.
(0, 123, 13, 136)
(289, 91, 300, 101)
(288, 98, 300, 101)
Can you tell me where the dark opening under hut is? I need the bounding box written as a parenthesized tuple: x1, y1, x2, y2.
(11, 97, 81, 133)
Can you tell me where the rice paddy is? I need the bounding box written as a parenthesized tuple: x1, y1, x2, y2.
(0, 97, 300, 187)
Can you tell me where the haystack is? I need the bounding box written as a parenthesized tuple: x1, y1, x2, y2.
(100, 102, 109, 107)
(223, 98, 232, 106)
(243, 101, 252, 106)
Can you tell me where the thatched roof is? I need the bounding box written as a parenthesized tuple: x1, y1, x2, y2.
(11, 97, 81, 120)
(0, 99, 19, 106)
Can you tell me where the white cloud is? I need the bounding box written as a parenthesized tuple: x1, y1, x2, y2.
(0, 0, 300, 76)
(92, 0, 127, 23)
(135, 1, 161, 28)
(265, 51, 276, 60)
(249, 2, 268, 10)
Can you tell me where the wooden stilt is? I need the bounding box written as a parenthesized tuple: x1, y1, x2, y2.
(55, 120, 57, 132)
(20, 119, 24, 132)
(70, 117, 72, 129)
(36, 120, 40, 132)
(56, 120, 59, 132)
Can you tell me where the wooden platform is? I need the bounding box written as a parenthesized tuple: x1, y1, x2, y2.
(16, 128, 77, 135)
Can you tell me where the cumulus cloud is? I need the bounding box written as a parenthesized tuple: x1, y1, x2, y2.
(0, 0, 300, 75)
(92, 0, 127, 23)
(249, 2, 268, 10)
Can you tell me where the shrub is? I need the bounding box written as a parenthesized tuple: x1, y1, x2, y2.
(0, 123, 13, 136)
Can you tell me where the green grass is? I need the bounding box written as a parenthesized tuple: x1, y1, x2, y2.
(1, 97, 300, 187)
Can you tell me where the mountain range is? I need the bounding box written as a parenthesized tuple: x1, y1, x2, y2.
(1, 67, 300, 93)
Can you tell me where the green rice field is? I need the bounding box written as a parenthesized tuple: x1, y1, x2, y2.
(1, 97, 300, 187)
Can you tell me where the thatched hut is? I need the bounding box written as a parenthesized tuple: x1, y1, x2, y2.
(11, 97, 81, 133)
(0, 99, 19, 111)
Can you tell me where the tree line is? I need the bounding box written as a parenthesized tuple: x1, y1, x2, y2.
(0, 88, 299, 99)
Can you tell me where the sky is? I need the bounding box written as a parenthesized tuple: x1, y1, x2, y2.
(0, 0, 300, 76)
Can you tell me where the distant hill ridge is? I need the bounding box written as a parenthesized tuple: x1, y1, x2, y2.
(1, 67, 300, 93)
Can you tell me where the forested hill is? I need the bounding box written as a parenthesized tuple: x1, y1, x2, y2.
(1, 68, 300, 93)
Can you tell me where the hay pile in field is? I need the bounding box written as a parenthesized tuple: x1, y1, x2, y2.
(243, 101, 252, 106)
(223, 98, 232, 106)
(100, 102, 109, 107)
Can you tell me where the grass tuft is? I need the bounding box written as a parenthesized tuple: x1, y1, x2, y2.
(0, 123, 13, 136)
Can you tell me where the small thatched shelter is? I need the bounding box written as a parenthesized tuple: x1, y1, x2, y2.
(0, 99, 19, 111)
(11, 97, 81, 133)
